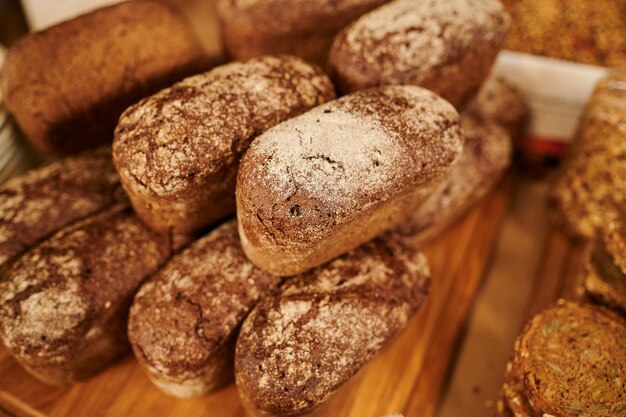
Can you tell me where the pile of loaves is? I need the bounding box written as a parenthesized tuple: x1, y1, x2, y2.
(0, 0, 529, 416)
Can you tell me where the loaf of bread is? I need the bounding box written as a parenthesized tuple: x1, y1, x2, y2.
(1, 0, 208, 155)
(0, 204, 174, 386)
(0, 148, 124, 268)
(235, 235, 430, 417)
(113, 55, 335, 235)
(128, 220, 280, 398)
(237, 85, 463, 276)
(550, 70, 626, 240)
(328, 0, 509, 107)
(396, 115, 512, 246)
(216, 0, 391, 65)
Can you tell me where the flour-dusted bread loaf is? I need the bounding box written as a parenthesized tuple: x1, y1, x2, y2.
(0, 148, 124, 268)
(0, 204, 174, 386)
(237, 85, 463, 276)
(113, 56, 335, 235)
(128, 220, 281, 398)
(1, 0, 208, 155)
(328, 0, 509, 107)
(396, 115, 512, 246)
(216, 0, 391, 65)
(235, 235, 430, 417)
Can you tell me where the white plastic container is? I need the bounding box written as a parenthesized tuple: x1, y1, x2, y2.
(20, 0, 121, 30)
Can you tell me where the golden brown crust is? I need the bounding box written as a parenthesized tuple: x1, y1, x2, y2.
(0, 205, 173, 386)
(1, 0, 208, 155)
(0, 148, 124, 268)
(113, 55, 335, 234)
(237, 85, 463, 276)
(328, 0, 509, 107)
(128, 220, 281, 398)
(235, 235, 430, 416)
(216, 0, 391, 65)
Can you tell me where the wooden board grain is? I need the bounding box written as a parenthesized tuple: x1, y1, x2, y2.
(0, 176, 514, 417)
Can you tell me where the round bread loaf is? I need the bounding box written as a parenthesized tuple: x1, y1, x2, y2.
(235, 235, 430, 417)
(236, 85, 463, 276)
(1, 0, 208, 155)
(0, 148, 124, 268)
(512, 300, 626, 417)
(0, 204, 173, 386)
(216, 0, 391, 65)
(113, 55, 335, 235)
(128, 220, 281, 398)
(328, 0, 510, 107)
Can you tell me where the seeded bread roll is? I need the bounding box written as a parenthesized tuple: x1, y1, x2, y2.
(396, 115, 512, 245)
(216, 0, 391, 65)
(113, 55, 335, 235)
(0, 204, 174, 386)
(237, 86, 463, 276)
(1, 0, 208, 155)
(511, 300, 626, 417)
(128, 220, 281, 398)
(328, 0, 509, 107)
(235, 235, 430, 417)
(0, 148, 124, 268)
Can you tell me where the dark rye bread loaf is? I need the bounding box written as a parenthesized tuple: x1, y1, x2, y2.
(113, 55, 335, 235)
(235, 235, 430, 417)
(128, 220, 281, 398)
(0, 204, 174, 386)
(511, 300, 626, 417)
(237, 86, 463, 276)
(1, 0, 208, 155)
(396, 115, 512, 245)
(328, 0, 509, 107)
(0, 148, 124, 268)
(216, 0, 391, 65)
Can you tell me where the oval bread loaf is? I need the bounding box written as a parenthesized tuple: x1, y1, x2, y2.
(0, 148, 124, 268)
(235, 235, 430, 417)
(328, 0, 510, 107)
(113, 55, 335, 235)
(216, 0, 391, 65)
(236, 85, 463, 276)
(0, 204, 173, 386)
(1, 0, 208, 155)
(128, 220, 281, 398)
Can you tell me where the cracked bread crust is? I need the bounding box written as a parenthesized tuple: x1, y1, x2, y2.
(0, 204, 173, 386)
(216, 0, 391, 65)
(328, 0, 510, 107)
(236, 85, 463, 276)
(113, 55, 335, 234)
(128, 220, 281, 398)
(235, 235, 430, 416)
(0, 148, 124, 268)
(1, 0, 208, 155)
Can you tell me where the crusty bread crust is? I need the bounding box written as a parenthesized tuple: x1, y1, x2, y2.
(128, 220, 280, 398)
(1, 0, 208, 155)
(113, 55, 335, 235)
(216, 0, 391, 65)
(235, 235, 430, 416)
(0, 148, 124, 268)
(328, 0, 509, 107)
(237, 86, 463, 276)
(0, 205, 173, 386)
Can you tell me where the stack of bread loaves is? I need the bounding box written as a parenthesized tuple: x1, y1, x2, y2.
(0, 0, 526, 415)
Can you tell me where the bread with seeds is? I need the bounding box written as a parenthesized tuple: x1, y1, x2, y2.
(235, 235, 430, 417)
(113, 55, 335, 235)
(128, 220, 281, 398)
(0, 148, 123, 268)
(328, 0, 510, 107)
(0, 204, 174, 386)
(236, 85, 463, 276)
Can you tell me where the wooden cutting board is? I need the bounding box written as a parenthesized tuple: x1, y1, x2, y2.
(0, 175, 514, 417)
